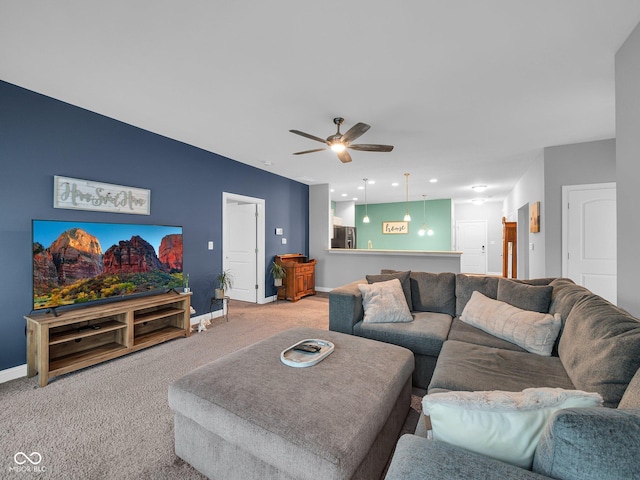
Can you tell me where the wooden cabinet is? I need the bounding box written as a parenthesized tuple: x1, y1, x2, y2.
(25, 291, 191, 387)
(502, 217, 517, 278)
(275, 254, 316, 302)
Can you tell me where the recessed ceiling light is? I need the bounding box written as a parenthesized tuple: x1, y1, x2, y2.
(368, 180, 375, 185)
(391, 182, 399, 187)
(357, 186, 364, 190)
(352, 197, 358, 201)
(430, 178, 438, 183)
(472, 184, 488, 193)
(330, 188, 335, 193)
(471, 198, 486, 205)
(341, 193, 347, 197)
(262, 161, 273, 166)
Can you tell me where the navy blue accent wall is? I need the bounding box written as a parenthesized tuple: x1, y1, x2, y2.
(0, 80, 309, 371)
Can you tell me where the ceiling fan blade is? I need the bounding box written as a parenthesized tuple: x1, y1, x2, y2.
(293, 148, 327, 155)
(289, 129, 328, 144)
(348, 143, 394, 152)
(340, 122, 371, 143)
(337, 149, 352, 163)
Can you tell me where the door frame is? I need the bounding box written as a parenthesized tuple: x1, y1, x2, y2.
(222, 192, 266, 304)
(561, 182, 616, 279)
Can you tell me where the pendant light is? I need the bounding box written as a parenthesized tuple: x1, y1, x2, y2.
(418, 195, 427, 236)
(403, 173, 411, 221)
(362, 178, 370, 224)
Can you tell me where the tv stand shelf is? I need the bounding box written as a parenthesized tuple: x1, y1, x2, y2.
(25, 291, 191, 387)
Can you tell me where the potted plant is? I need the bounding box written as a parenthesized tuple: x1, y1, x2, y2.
(270, 261, 286, 287)
(215, 270, 233, 299)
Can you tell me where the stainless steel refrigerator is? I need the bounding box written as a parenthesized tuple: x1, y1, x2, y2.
(332, 226, 356, 249)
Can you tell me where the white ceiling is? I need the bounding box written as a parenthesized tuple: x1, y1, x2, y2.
(2, 1, 640, 205)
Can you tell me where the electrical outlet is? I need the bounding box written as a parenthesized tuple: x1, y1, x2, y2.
(208, 241, 214, 250)
(281, 238, 287, 245)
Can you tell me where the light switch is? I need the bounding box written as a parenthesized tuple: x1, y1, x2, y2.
(529, 243, 534, 251)
(275, 228, 283, 235)
(281, 238, 287, 245)
(208, 241, 214, 250)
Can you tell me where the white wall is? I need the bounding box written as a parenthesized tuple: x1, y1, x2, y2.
(334, 201, 355, 226)
(454, 201, 504, 274)
(616, 20, 640, 316)
(503, 151, 546, 279)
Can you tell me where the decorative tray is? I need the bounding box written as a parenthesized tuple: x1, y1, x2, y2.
(280, 339, 335, 368)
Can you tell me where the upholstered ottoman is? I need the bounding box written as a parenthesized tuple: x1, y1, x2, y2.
(168, 326, 414, 480)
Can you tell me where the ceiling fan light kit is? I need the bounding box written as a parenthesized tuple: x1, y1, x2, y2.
(290, 117, 394, 164)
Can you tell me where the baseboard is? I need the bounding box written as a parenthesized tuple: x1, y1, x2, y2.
(0, 364, 27, 384)
(190, 310, 226, 326)
(315, 286, 332, 293)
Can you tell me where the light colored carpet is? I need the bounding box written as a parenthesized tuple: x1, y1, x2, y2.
(0, 294, 421, 479)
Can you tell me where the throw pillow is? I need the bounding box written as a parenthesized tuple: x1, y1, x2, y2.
(460, 291, 562, 356)
(422, 388, 603, 469)
(366, 270, 412, 310)
(358, 279, 413, 324)
(497, 278, 553, 313)
(455, 274, 499, 316)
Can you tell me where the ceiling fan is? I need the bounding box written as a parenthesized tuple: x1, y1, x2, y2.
(289, 117, 394, 163)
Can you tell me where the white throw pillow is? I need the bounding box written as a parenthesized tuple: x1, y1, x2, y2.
(422, 388, 603, 469)
(358, 278, 413, 323)
(460, 291, 562, 356)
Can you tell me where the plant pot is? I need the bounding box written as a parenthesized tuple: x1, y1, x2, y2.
(274, 278, 283, 287)
(183, 287, 191, 293)
(214, 288, 224, 299)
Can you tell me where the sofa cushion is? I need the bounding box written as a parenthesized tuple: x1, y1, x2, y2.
(497, 278, 553, 313)
(428, 340, 575, 394)
(558, 295, 640, 407)
(409, 272, 456, 316)
(447, 318, 527, 352)
(533, 407, 640, 480)
(455, 274, 499, 316)
(423, 388, 603, 469)
(619, 368, 640, 409)
(367, 270, 412, 309)
(460, 291, 562, 356)
(354, 311, 452, 357)
(358, 279, 413, 324)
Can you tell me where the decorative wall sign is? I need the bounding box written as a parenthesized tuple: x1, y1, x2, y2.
(530, 201, 540, 233)
(382, 221, 409, 234)
(53, 176, 151, 215)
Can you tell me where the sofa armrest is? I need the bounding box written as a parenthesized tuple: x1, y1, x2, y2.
(533, 407, 640, 480)
(329, 279, 365, 334)
(385, 434, 549, 480)
(385, 435, 551, 480)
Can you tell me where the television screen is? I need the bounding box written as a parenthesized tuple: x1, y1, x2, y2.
(32, 220, 183, 311)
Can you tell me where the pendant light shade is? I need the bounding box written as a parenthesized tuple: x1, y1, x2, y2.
(403, 173, 411, 222)
(362, 178, 370, 223)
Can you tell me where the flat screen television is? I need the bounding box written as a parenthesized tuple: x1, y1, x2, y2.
(32, 219, 183, 312)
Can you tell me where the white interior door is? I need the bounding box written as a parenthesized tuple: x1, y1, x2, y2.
(222, 193, 265, 304)
(563, 183, 617, 304)
(456, 220, 487, 274)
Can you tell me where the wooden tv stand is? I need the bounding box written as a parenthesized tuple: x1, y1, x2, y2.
(25, 291, 191, 387)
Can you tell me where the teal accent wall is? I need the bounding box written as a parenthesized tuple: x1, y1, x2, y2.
(355, 199, 452, 250)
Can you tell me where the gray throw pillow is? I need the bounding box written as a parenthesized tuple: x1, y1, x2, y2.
(497, 278, 553, 313)
(409, 272, 456, 316)
(455, 274, 499, 316)
(533, 407, 640, 480)
(367, 270, 412, 310)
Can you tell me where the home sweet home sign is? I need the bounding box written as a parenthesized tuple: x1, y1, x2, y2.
(53, 176, 151, 215)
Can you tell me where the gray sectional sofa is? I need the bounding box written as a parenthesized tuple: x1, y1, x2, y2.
(329, 271, 640, 480)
